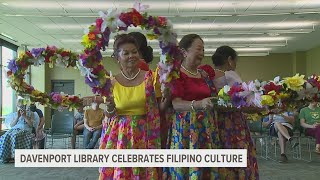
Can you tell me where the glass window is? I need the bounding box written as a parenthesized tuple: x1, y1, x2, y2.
(1, 46, 16, 116)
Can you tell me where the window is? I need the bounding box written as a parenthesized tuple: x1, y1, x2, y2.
(1, 46, 16, 116)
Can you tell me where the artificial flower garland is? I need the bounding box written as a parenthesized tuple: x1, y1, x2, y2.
(216, 73, 320, 120)
(6, 46, 82, 110)
(78, 2, 183, 96)
(6, 2, 182, 109)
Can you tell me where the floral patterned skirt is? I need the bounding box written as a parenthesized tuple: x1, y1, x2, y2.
(99, 115, 160, 180)
(217, 112, 259, 180)
(163, 110, 220, 180)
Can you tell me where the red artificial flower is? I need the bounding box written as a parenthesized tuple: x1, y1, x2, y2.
(119, 13, 131, 25)
(157, 16, 167, 26)
(25, 51, 34, 58)
(92, 64, 104, 74)
(264, 82, 282, 94)
(307, 75, 320, 90)
(132, 16, 141, 26)
(131, 9, 143, 26)
(18, 60, 28, 69)
(228, 85, 243, 97)
(44, 46, 56, 62)
(60, 51, 70, 57)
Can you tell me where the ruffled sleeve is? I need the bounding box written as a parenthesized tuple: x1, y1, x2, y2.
(225, 70, 243, 86)
(199, 64, 215, 81)
(153, 67, 162, 98)
(171, 71, 185, 99)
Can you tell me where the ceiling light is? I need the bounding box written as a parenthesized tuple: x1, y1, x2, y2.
(205, 48, 271, 52)
(173, 21, 316, 30)
(40, 24, 90, 30)
(202, 37, 288, 42)
(267, 33, 280, 37)
(0, 33, 15, 41)
(1, 3, 8, 6)
(4, 14, 64, 18)
(237, 12, 291, 17)
(238, 52, 270, 57)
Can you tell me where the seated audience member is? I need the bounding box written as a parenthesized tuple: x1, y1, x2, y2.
(83, 98, 104, 149)
(29, 103, 45, 149)
(71, 105, 85, 149)
(299, 101, 320, 154)
(263, 110, 296, 162)
(0, 98, 39, 163)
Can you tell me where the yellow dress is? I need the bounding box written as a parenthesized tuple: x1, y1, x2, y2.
(99, 70, 161, 180)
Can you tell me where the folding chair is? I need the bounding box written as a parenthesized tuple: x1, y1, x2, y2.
(47, 113, 74, 149)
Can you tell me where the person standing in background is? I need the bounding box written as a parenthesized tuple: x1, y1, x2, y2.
(128, 32, 153, 71)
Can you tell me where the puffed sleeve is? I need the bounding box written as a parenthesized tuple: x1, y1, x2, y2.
(199, 64, 215, 80)
(171, 71, 185, 99)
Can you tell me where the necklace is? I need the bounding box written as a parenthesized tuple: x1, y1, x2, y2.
(214, 68, 225, 73)
(121, 68, 141, 81)
(181, 65, 199, 76)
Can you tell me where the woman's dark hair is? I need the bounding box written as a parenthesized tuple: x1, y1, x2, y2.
(128, 32, 153, 63)
(178, 34, 203, 51)
(112, 34, 139, 58)
(211, 45, 237, 66)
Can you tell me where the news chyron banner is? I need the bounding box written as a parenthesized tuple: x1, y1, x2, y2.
(15, 149, 247, 167)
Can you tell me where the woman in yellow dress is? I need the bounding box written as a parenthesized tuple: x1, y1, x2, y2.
(99, 34, 162, 180)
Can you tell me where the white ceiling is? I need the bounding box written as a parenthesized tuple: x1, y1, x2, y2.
(0, 0, 320, 56)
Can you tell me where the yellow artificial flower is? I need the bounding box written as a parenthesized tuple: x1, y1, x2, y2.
(82, 34, 96, 49)
(283, 74, 305, 91)
(31, 90, 42, 97)
(218, 88, 225, 97)
(261, 95, 275, 106)
(146, 34, 157, 40)
(277, 92, 290, 100)
(18, 52, 25, 59)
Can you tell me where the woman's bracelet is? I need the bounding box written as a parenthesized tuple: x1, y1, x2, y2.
(191, 100, 196, 111)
